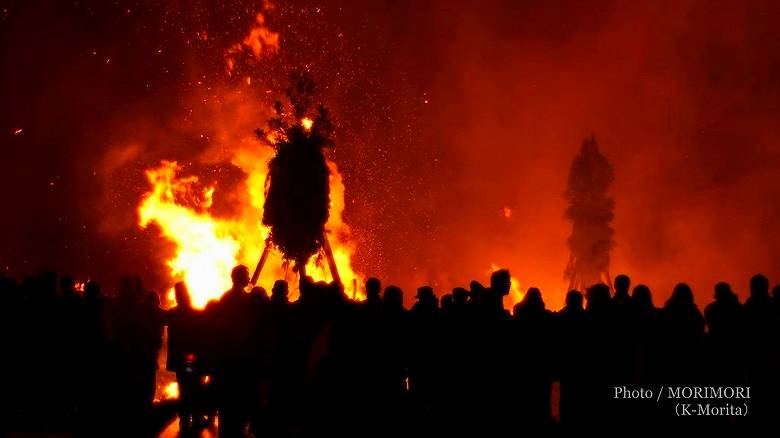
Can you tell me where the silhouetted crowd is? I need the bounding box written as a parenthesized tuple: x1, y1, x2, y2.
(2, 267, 780, 437)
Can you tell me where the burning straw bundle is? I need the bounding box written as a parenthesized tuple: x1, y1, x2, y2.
(256, 73, 335, 268)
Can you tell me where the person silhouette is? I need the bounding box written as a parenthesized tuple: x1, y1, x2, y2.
(705, 282, 742, 339)
(485, 269, 511, 320)
(58, 275, 84, 420)
(579, 283, 615, 428)
(512, 287, 554, 429)
(660, 283, 704, 384)
(452, 287, 468, 308)
(742, 274, 776, 425)
(468, 280, 486, 308)
(166, 282, 202, 432)
(611, 274, 634, 399)
(613, 274, 630, 304)
(703, 282, 743, 387)
(409, 286, 441, 430)
(629, 284, 660, 381)
(271, 279, 289, 306)
(412, 286, 438, 317)
(557, 290, 587, 428)
(213, 265, 253, 438)
(364, 277, 382, 312)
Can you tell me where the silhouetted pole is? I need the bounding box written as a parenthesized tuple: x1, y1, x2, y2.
(321, 231, 341, 286)
(250, 243, 271, 285)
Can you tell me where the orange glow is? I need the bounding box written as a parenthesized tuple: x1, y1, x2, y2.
(163, 382, 179, 400)
(301, 117, 313, 130)
(502, 207, 512, 219)
(225, 12, 280, 75)
(139, 161, 242, 309)
(138, 154, 363, 308)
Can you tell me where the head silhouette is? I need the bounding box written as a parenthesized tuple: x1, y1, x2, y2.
(174, 281, 192, 309)
(669, 283, 695, 307)
(522, 287, 545, 312)
(366, 277, 381, 302)
(631, 284, 654, 309)
(714, 282, 735, 302)
(272, 279, 289, 303)
(383, 285, 403, 310)
(452, 287, 468, 305)
(84, 281, 101, 303)
(614, 274, 630, 296)
(59, 275, 76, 295)
(416, 285, 435, 303)
(415, 286, 438, 312)
(231, 265, 250, 290)
(146, 290, 161, 309)
(749, 274, 769, 300)
(469, 280, 486, 303)
(490, 269, 511, 296)
(250, 286, 269, 303)
(586, 283, 611, 311)
(565, 289, 583, 311)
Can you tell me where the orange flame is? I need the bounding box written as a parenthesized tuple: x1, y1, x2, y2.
(138, 5, 362, 308)
(138, 155, 363, 308)
(225, 12, 280, 75)
(139, 161, 242, 309)
(163, 382, 179, 400)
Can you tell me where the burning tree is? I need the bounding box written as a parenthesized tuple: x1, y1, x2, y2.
(563, 134, 615, 291)
(253, 72, 340, 282)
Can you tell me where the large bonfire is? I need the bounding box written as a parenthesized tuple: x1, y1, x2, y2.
(137, 7, 362, 309)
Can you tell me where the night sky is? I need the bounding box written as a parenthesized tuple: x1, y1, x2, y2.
(1, 0, 779, 306)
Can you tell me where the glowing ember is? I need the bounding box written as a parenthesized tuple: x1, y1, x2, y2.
(163, 382, 179, 400)
(301, 117, 313, 130)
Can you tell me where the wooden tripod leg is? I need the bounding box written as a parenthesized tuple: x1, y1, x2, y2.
(321, 232, 342, 286)
(250, 243, 271, 285)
